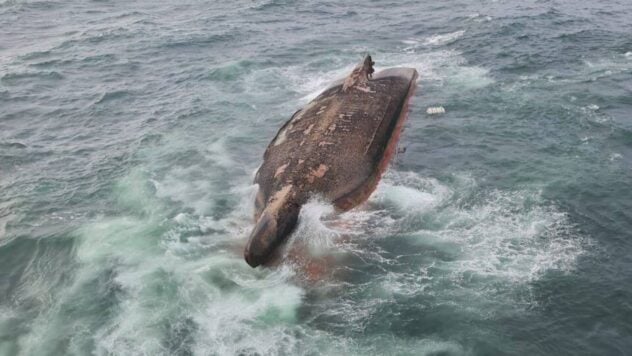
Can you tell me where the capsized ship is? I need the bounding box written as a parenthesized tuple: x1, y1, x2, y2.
(245, 55, 418, 267)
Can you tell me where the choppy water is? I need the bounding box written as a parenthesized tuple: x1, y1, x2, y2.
(1, 0, 632, 355)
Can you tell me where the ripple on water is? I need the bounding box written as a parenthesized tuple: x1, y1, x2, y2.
(0, 70, 64, 84)
(94, 90, 132, 105)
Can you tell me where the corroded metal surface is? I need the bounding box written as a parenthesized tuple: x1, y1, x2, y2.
(245, 55, 418, 267)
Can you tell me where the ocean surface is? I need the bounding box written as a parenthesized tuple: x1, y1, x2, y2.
(1, 0, 632, 355)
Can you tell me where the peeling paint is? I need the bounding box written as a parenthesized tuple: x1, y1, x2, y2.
(355, 85, 375, 93)
(274, 162, 289, 178)
(267, 185, 293, 213)
(313, 164, 328, 177)
(307, 164, 329, 183)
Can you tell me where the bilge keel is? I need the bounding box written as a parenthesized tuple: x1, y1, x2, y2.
(245, 55, 418, 267)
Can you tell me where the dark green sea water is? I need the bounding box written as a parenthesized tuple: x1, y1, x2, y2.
(1, 0, 632, 355)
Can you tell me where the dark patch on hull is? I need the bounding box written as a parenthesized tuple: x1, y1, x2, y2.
(245, 56, 418, 267)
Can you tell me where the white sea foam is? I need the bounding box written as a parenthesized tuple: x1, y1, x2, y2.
(401, 30, 466, 49)
(609, 153, 622, 161)
(268, 169, 584, 310)
(291, 198, 339, 252)
(580, 104, 610, 124)
(277, 171, 585, 312)
(33, 168, 306, 356)
(467, 13, 493, 22)
(153, 167, 214, 216)
(22, 165, 584, 355)
(240, 44, 493, 110)
(379, 50, 494, 91)
(424, 30, 466, 46)
(584, 57, 632, 80)
(286, 64, 355, 103)
(371, 172, 452, 214)
(191, 267, 305, 355)
(373, 181, 583, 309)
(401, 39, 419, 46)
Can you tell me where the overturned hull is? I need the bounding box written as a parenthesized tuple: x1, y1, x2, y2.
(245, 55, 418, 267)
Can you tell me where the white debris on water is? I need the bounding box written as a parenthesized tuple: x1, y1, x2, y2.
(426, 106, 446, 115)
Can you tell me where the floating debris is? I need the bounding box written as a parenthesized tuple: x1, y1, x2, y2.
(426, 106, 446, 115)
